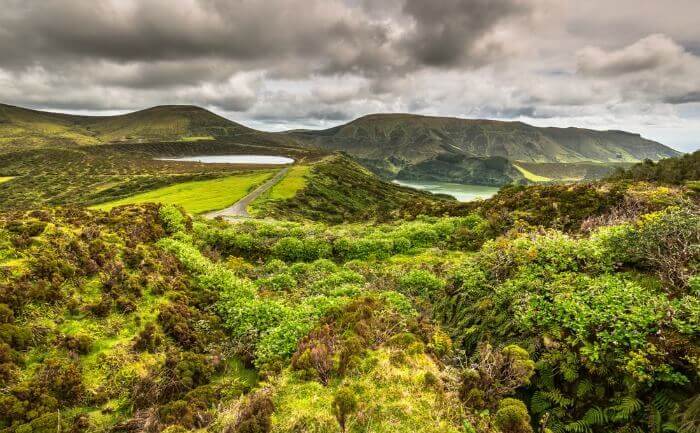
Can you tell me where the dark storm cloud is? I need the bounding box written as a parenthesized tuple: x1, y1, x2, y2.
(1, 0, 700, 152)
(0, 1, 352, 65)
(401, 0, 530, 66)
(0, 0, 530, 77)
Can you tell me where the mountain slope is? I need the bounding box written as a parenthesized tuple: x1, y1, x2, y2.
(290, 113, 680, 184)
(0, 103, 257, 149)
(292, 113, 679, 164)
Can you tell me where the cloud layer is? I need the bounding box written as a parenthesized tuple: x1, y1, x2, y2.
(0, 0, 699, 150)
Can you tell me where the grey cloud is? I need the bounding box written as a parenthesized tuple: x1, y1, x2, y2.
(575, 34, 700, 106)
(663, 92, 700, 105)
(0, 0, 385, 72)
(0, 0, 532, 80)
(401, 0, 530, 67)
(577, 34, 686, 77)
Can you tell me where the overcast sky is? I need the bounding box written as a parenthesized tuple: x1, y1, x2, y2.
(1, 0, 699, 151)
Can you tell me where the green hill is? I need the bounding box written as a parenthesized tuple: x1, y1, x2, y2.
(251, 154, 451, 223)
(291, 113, 680, 184)
(0, 104, 258, 149)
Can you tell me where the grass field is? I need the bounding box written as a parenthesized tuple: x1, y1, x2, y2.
(513, 164, 552, 182)
(91, 171, 275, 214)
(265, 164, 310, 200)
(0, 177, 14, 184)
(249, 164, 311, 215)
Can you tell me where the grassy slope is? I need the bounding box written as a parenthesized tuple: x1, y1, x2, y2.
(515, 161, 634, 181)
(265, 164, 311, 200)
(256, 154, 452, 223)
(0, 104, 100, 148)
(0, 104, 258, 149)
(249, 164, 311, 215)
(92, 171, 275, 214)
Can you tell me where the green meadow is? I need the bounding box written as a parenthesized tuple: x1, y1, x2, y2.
(92, 171, 274, 214)
(265, 164, 311, 200)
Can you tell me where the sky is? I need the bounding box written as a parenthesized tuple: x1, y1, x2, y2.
(1, 0, 699, 152)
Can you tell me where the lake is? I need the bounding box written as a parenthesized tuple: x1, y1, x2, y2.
(393, 180, 500, 202)
(158, 155, 295, 165)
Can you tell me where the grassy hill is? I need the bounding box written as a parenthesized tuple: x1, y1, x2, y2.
(250, 155, 452, 223)
(291, 113, 680, 184)
(0, 104, 262, 149)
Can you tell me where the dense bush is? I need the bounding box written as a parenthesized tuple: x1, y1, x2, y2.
(495, 398, 533, 433)
(224, 389, 274, 433)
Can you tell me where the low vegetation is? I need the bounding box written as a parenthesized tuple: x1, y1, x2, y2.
(0, 138, 697, 433)
(609, 151, 700, 185)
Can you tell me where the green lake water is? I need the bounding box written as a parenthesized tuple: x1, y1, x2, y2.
(393, 180, 500, 202)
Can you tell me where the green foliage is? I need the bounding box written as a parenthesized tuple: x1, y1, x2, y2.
(593, 206, 699, 288)
(159, 204, 188, 233)
(0, 148, 697, 433)
(610, 151, 700, 184)
(272, 236, 332, 262)
(495, 398, 533, 433)
(398, 269, 445, 298)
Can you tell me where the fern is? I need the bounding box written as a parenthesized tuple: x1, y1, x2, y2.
(582, 407, 608, 425)
(576, 379, 594, 398)
(608, 396, 643, 422)
(563, 407, 607, 433)
(531, 391, 553, 414)
(539, 389, 574, 409)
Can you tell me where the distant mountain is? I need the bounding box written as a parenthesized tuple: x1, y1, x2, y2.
(0, 104, 256, 149)
(290, 113, 680, 184)
(0, 104, 681, 185)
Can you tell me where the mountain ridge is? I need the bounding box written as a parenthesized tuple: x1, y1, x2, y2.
(289, 112, 679, 164)
(0, 103, 682, 185)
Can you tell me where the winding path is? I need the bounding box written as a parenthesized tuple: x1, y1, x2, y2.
(204, 167, 289, 219)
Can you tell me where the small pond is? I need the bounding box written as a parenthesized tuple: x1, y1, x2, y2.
(158, 155, 294, 165)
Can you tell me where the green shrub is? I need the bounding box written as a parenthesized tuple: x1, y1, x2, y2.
(224, 389, 274, 433)
(159, 204, 188, 234)
(495, 398, 533, 433)
(272, 237, 331, 263)
(398, 269, 445, 297)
